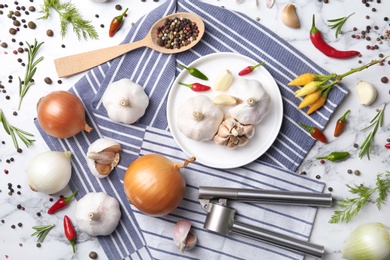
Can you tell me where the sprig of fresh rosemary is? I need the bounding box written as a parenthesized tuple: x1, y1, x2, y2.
(18, 39, 44, 110)
(31, 224, 55, 243)
(40, 0, 98, 40)
(0, 109, 35, 150)
(359, 104, 386, 160)
(327, 12, 354, 38)
(329, 172, 390, 224)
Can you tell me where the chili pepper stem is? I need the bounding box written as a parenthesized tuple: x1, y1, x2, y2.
(340, 109, 351, 120)
(250, 61, 265, 70)
(117, 8, 129, 20)
(65, 190, 78, 203)
(178, 82, 191, 89)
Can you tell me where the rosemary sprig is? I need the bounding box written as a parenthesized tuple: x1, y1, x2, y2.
(0, 109, 35, 150)
(18, 39, 44, 110)
(358, 104, 386, 160)
(327, 12, 354, 38)
(329, 172, 390, 223)
(31, 224, 55, 243)
(40, 0, 99, 40)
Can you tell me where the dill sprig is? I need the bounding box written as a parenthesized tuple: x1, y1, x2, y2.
(358, 104, 386, 160)
(0, 109, 35, 150)
(327, 12, 354, 38)
(18, 39, 44, 110)
(31, 224, 55, 243)
(329, 172, 390, 224)
(40, 0, 99, 41)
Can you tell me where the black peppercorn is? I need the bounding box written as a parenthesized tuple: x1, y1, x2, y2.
(89, 251, 98, 259)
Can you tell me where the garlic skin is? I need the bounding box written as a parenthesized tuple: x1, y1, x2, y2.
(173, 220, 197, 253)
(178, 95, 224, 141)
(102, 78, 149, 124)
(214, 116, 255, 149)
(229, 79, 271, 125)
(281, 4, 300, 29)
(75, 192, 121, 236)
(86, 138, 121, 178)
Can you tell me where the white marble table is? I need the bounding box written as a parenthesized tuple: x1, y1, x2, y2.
(1, 0, 389, 259)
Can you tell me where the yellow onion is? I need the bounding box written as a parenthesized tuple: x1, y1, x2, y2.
(124, 154, 195, 216)
(37, 91, 92, 138)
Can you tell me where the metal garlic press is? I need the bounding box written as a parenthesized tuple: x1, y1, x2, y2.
(198, 186, 333, 258)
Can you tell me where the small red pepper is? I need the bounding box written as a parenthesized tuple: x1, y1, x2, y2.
(310, 15, 360, 59)
(334, 109, 350, 137)
(385, 143, 390, 149)
(238, 61, 265, 76)
(48, 190, 78, 214)
(178, 82, 211, 92)
(109, 8, 129, 37)
(63, 215, 77, 253)
(299, 122, 327, 143)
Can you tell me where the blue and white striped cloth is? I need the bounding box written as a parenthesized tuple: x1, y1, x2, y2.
(35, 0, 348, 259)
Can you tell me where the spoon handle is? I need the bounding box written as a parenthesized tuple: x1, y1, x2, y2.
(54, 38, 149, 78)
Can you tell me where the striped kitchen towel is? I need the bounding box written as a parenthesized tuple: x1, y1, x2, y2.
(35, 0, 347, 259)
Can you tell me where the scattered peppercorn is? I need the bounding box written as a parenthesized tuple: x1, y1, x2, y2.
(115, 4, 122, 10)
(44, 77, 52, 85)
(27, 21, 36, 29)
(347, 169, 353, 174)
(315, 175, 321, 179)
(89, 251, 98, 259)
(381, 76, 388, 83)
(46, 29, 53, 37)
(9, 28, 17, 35)
(328, 187, 333, 192)
(354, 170, 361, 176)
(1, 42, 8, 48)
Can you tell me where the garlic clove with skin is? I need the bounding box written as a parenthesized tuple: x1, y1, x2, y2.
(173, 220, 197, 253)
(281, 4, 300, 29)
(86, 138, 121, 178)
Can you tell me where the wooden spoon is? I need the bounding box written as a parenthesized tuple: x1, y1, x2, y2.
(54, 12, 205, 78)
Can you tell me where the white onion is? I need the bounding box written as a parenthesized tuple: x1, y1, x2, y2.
(27, 151, 72, 194)
(342, 222, 390, 260)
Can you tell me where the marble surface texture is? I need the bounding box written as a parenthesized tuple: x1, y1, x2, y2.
(1, 0, 389, 259)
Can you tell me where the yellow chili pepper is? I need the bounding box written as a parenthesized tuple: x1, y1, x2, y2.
(306, 87, 331, 115)
(295, 81, 321, 97)
(288, 73, 316, 86)
(298, 90, 321, 109)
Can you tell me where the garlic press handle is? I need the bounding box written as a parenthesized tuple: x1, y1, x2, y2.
(199, 186, 333, 207)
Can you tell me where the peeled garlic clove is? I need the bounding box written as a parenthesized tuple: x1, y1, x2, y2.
(356, 81, 377, 106)
(213, 94, 238, 106)
(214, 69, 234, 91)
(86, 138, 121, 178)
(281, 4, 300, 29)
(173, 220, 197, 253)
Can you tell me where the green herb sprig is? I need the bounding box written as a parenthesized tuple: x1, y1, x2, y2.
(327, 12, 354, 38)
(359, 104, 385, 160)
(18, 39, 44, 110)
(329, 172, 390, 223)
(40, 0, 99, 40)
(0, 109, 35, 150)
(31, 224, 55, 243)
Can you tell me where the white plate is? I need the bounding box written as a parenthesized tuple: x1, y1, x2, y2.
(167, 52, 283, 169)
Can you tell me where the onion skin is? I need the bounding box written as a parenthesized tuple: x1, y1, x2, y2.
(124, 154, 195, 216)
(37, 91, 92, 138)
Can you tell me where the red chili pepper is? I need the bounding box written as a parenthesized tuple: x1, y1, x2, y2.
(178, 82, 211, 92)
(109, 8, 128, 37)
(298, 122, 327, 143)
(238, 61, 265, 76)
(385, 143, 390, 149)
(310, 15, 360, 59)
(334, 109, 350, 137)
(47, 190, 78, 214)
(63, 215, 77, 253)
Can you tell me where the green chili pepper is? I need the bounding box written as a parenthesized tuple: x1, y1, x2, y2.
(316, 151, 350, 162)
(179, 63, 208, 80)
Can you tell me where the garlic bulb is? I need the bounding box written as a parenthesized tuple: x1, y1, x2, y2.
(178, 95, 224, 141)
(229, 79, 271, 125)
(86, 138, 121, 178)
(102, 78, 149, 124)
(27, 151, 72, 194)
(75, 192, 121, 236)
(173, 220, 197, 253)
(214, 116, 255, 149)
